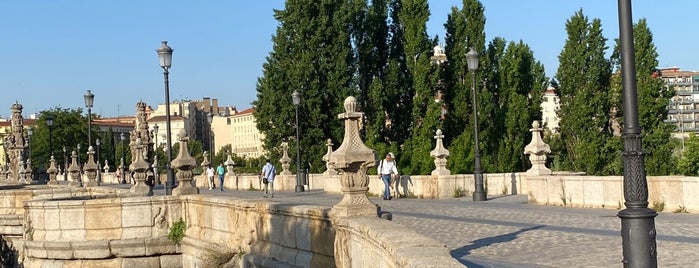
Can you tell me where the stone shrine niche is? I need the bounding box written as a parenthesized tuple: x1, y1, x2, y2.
(5, 102, 28, 182)
(130, 101, 154, 168)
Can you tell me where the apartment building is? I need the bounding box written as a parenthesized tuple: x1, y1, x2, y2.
(660, 67, 699, 137)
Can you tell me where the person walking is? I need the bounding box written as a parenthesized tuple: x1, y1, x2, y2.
(206, 165, 215, 190)
(261, 159, 276, 198)
(216, 163, 225, 191)
(377, 152, 399, 200)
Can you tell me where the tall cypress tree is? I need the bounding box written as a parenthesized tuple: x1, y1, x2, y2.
(254, 0, 354, 173)
(442, 0, 487, 174)
(611, 18, 676, 175)
(495, 41, 546, 172)
(556, 10, 614, 175)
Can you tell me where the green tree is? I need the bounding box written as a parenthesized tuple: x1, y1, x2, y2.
(555, 10, 614, 175)
(30, 107, 91, 171)
(254, 0, 355, 173)
(678, 134, 699, 175)
(495, 41, 546, 172)
(611, 18, 677, 175)
(442, 0, 487, 174)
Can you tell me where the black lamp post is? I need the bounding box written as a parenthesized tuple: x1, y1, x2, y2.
(207, 113, 214, 158)
(466, 48, 486, 201)
(120, 133, 126, 184)
(96, 138, 101, 183)
(292, 90, 304, 192)
(62, 146, 67, 180)
(27, 127, 33, 161)
(46, 115, 54, 157)
(152, 124, 159, 184)
(157, 40, 175, 195)
(617, 0, 657, 266)
(84, 90, 94, 147)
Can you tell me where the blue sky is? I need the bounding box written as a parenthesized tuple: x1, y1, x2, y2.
(1, 1, 696, 118)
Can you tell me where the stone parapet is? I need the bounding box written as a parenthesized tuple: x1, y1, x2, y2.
(526, 174, 699, 212)
(333, 216, 462, 268)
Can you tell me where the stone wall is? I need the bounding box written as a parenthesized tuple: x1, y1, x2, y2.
(21, 195, 183, 267)
(526, 174, 699, 212)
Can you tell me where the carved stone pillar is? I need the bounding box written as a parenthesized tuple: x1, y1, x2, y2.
(47, 155, 59, 185)
(172, 130, 199, 196)
(224, 155, 236, 176)
(68, 151, 82, 187)
(130, 139, 153, 196)
(322, 139, 338, 175)
(524, 121, 552, 176)
(329, 96, 378, 218)
(83, 146, 99, 187)
(279, 141, 292, 175)
(103, 160, 110, 174)
(430, 129, 451, 176)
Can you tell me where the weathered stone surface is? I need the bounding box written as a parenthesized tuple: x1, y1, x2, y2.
(160, 254, 183, 268)
(145, 236, 179, 255)
(72, 240, 110, 259)
(121, 256, 161, 268)
(110, 238, 146, 257)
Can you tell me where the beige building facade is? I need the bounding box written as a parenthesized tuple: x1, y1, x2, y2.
(660, 67, 699, 138)
(211, 107, 265, 159)
(540, 87, 560, 133)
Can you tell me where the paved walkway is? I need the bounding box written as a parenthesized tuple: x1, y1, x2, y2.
(114, 183, 699, 267)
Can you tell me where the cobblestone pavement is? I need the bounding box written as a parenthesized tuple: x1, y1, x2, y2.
(132, 184, 699, 267)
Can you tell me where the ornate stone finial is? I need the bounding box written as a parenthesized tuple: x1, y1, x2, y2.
(25, 159, 34, 184)
(47, 155, 59, 185)
(524, 120, 552, 176)
(322, 139, 338, 175)
(224, 154, 236, 175)
(103, 159, 110, 174)
(83, 146, 99, 187)
(430, 129, 451, 176)
(171, 130, 199, 196)
(18, 160, 26, 184)
(201, 151, 210, 168)
(279, 141, 292, 175)
(68, 150, 82, 187)
(129, 138, 153, 196)
(330, 96, 378, 218)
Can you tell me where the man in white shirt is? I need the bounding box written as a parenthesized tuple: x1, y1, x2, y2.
(377, 152, 398, 200)
(206, 165, 215, 190)
(261, 159, 276, 198)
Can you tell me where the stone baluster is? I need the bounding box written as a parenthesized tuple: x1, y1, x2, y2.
(225, 154, 236, 176)
(0, 165, 5, 180)
(524, 120, 552, 176)
(152, 156, 160, 185)
(26, 159, 34, 183)
(84, 146, 99, 187)
(47, 155, 59, 185)
(279, 141, 292, 175)
(329, 96, 378, 217)
(430, 129, 451, 175)
(322, 139, 338, 175)
(172, 129, 199, 196)
(68, 151, 82, 187)
(130, 138, 153, 196)
(200, 151, 210, 183)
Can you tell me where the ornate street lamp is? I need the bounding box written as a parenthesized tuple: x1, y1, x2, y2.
(617, 0, 657, 266)
(84, 90, 94, 147)
(120, 133, 126, 184)
(152, 124, 159, 151)
(292, 90, 304, 192)
(46, 115, 54, 157)
(466, 47, 486, 201)
(157, 40, 175, 195)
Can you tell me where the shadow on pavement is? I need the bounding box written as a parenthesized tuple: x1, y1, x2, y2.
(451, 225, 545, 267)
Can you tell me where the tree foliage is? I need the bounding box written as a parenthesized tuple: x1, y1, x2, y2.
(555, 10, 615, 175)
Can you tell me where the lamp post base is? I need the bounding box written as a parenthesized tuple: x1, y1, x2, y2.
(473, 191, 487, 201)
(295, 185, 305, 192)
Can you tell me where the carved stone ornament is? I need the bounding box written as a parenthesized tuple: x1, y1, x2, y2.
(430, 129, 451, 176)
(524, 121, 552, 176)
